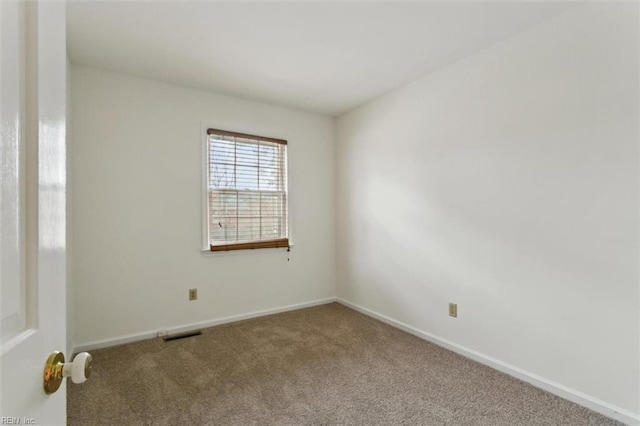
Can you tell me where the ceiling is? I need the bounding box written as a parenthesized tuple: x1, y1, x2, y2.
(67, 1, 574, 116)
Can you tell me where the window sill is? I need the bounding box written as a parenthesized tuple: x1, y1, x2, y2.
(200, 242, 295, 258)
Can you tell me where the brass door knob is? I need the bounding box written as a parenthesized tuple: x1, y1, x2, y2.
(43, 351, 93, 394)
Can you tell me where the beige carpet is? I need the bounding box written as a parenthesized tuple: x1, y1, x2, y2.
(68, 303, 621, 425)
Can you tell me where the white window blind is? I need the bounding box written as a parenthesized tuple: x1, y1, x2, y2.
(207, 128, 289, 251)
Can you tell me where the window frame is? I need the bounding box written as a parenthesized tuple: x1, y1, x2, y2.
(201, 123, 293, 254)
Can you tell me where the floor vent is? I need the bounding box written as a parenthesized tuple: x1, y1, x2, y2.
(162, 330, 202, 342)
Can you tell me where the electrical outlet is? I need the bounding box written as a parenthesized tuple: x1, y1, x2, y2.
(189, 288, 198, 301)
(449, 303, 457, 318)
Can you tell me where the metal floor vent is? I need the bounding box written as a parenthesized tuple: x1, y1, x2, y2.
(163, 330, 202, 342)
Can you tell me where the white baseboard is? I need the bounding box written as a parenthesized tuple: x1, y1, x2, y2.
(74, 297, 337, 353)
(337, 298, 640, 426)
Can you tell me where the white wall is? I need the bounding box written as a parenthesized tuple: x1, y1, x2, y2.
(337, 3, 638, 418)
(71, 65, 336, 347)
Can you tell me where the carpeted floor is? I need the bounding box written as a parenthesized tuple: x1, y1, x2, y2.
(68, 303, 621, 425)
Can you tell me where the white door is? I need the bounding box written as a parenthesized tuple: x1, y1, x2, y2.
(1, 0, 68, 424)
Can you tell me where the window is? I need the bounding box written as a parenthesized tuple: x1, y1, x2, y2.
(206, 128, 289, 251)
